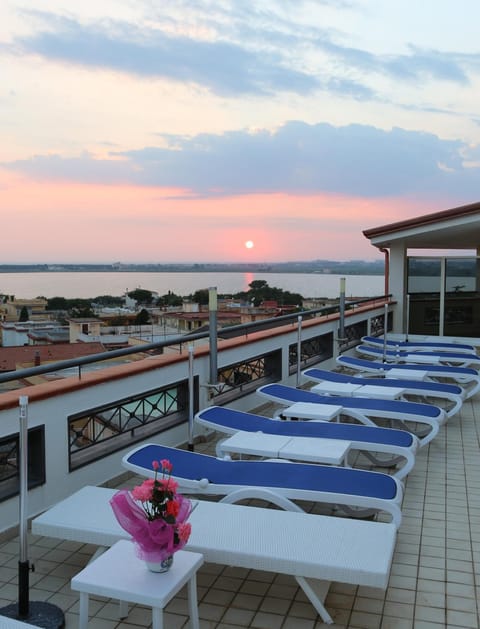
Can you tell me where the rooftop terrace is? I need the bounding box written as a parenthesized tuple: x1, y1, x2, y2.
(1, 388, 479, 629)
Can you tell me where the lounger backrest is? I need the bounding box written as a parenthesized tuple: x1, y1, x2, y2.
(337, 355, 478, 377)
(362, 336, 475, 351)
(124, 443, 398, 500)
(258, 384, 443, 418)
(358, 344, 479, 361)
(196, 406, 415, 447)
(303, 368, 463, 395)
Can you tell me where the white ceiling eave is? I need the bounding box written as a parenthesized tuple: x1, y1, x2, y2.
(367, 214, 480, 250)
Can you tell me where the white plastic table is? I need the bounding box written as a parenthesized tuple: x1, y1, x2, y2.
(218, 430, 351, 464)
(311, 382, 405, 400)
(403, 354, 441, 364)
(71, 540, 203, 629)
(311, 381, 362, 396)
(388, 368, 428, 381)
(352, 384, 406, 400)
(280, 401, 343, 421)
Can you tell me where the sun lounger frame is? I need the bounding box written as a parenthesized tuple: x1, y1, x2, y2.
(122, 443, 403, 527)
(32, 485, 397, 624)
(302, 367, 464, 418)
(256, 383, 446, 447)
(336, 355, 480, 399)
(195, 405, 418, 480)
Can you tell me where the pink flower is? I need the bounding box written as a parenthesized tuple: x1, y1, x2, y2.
(177, 522, 191, 544)
(157, 477, 179, 493)
(152, 460, 160, 471)
(160, 459, 173, 473)
(131, 483, 153, 502)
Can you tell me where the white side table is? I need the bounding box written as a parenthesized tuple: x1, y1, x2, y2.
(354, 384, 406, 400)
(71, 540, 203, 629)
(218, 430, 351, 464)
(388, 368, 428, 381)
(280, 401, 343, 421)
(311, 381, 362, 396)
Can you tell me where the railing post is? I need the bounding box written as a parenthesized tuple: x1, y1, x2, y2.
(338, 277, 346, 352)
(18, 396, 29, 618)
(296, 316, 302, 387)
(188, 345, 195, 451)
(208, 287, 218, 391)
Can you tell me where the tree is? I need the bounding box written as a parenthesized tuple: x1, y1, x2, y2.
(190, 289, 209, 305)
(157, 291, 183, 307)
(233, 281, 303, 308)
(47, 296, 69, 310)
(19, 306, 29, 322)
(128, 289, 153, 304)
(135, 308, 151, 325)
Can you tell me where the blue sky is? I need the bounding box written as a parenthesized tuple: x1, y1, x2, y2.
(1, 0, 479, 262)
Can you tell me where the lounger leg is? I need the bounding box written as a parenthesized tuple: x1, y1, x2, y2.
(78, 592, 89, 629)
(118, 600, 129, 618)
(295, 577, 333, 624)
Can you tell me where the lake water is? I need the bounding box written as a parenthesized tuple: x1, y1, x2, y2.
(0, 271, 385, 300)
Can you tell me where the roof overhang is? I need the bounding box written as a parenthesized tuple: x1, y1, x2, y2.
(363, 201, 480, 251)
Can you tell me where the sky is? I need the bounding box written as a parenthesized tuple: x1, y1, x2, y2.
(1, 0, 479, 264)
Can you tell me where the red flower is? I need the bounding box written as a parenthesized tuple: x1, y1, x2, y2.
(166, 499, 180, 518)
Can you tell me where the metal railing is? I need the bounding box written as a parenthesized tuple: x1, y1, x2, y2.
(0, 294, 390, 388)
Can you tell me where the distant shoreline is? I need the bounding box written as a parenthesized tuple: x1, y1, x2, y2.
(0, 261, 385, 275)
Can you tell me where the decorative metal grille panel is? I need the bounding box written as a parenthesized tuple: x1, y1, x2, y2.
(68, 381, 190, 470)
(214, 351, 282, 402)
(289, 332, 333, 371)
(0, 427, 45, 502)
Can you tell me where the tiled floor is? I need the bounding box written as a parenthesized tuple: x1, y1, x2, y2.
(1, 393, 480, 628)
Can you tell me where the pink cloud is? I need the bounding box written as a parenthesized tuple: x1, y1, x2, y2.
(0, 169, 434, 263)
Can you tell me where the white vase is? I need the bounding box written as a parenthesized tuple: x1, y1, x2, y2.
(145, 555, 174, 573)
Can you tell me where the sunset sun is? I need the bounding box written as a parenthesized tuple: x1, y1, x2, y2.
(245, 240, 254, 249)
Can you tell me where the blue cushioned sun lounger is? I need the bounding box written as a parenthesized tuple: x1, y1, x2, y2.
(122, 443, 403, 528)
(302, 367, 464, 418)
(256, 383, 446, 447)
(361, 335, 476, 353)
(195, 405, 418, 479)
(336, 355, 480, 399)
(356, 343, 480, 368)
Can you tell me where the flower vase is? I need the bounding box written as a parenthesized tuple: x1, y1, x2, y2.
(145, 554, 174, 573)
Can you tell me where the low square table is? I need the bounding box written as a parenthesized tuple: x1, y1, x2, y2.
(388, 368, 428, 381)
(311, 381, 362, 396)
(280, 401, 343, 421)
(353, 384, 406, 400)
(71, 540, 203, 629)
(218, 430, 351, 465)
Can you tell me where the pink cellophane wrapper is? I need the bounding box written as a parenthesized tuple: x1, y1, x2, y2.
(110, 489, 193, 562)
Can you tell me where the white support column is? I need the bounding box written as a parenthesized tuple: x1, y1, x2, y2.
(388, 244, 408, 333)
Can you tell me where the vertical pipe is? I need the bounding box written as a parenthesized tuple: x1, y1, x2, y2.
(208, 287, 218, 386)
(406, 294, 410, 341)
(18, 395, 29, 618)
(187, 345, 194, 451)
(296, 315, 302, 387)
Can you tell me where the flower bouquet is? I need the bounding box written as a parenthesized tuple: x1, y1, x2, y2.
(110, 458, 192, 571)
